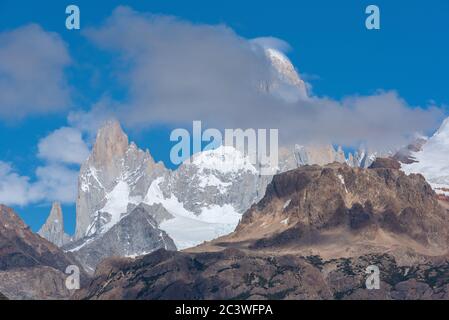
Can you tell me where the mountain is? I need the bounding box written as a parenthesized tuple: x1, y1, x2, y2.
(65, 121, 271, 271)
(400, 117, 449, 197)
(262, 47, 308, 102)
(0, 205, 88, 299)
(77, 159, 449, 300)
(228, 158, 449, 254)
(38, 202, 71, 247)
(152, 146, 271, 249)
(43, 119, 379, 271)
(393, 137, 428, 164)
(64, 204, 176, 273)
(75, 120, 167, 240)
(0, 292, 7, 300)
(278, 144, 377, 172)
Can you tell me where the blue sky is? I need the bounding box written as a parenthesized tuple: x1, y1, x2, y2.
(0, 0, 448, 233)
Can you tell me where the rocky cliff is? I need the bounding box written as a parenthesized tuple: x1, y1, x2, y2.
(64, 204, 176, 273)
(38, 202, 70, 247)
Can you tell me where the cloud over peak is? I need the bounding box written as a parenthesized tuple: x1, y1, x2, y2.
(83, 6, 444, 149)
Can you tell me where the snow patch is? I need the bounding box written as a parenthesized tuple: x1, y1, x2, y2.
(144, 177, 241, 250)
(283, 199, 291, 210)
(190, 146, 258, 175)
(337, 174, 348, 193)
(402, 117, 449, 194)
(198, 174, 231, 194)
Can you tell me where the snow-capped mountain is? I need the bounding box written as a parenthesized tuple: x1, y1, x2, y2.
(75, 120, 167, 240)
(149, 146, 271, 249)
(39, 119, 381, 271)
(401, 117, 449, 196)
(53, 120, 270, 270)
(261, 47, 308, 102)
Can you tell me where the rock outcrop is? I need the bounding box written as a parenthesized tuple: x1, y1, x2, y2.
(38, 202, 70, 247)
(75, 120, 167, 240)
(233, 159, 449, 253)
(64, 204, 176, 273)
(69, 121, 271, 255)
(77, 248, 449, 300)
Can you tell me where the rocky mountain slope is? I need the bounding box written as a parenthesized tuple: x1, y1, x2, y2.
(77, 249, 449, 300)
(77, 159, 449, 300)
(0, 205, 88, 299)
(278, 144, 377, 172)
(64, 204, 176, 273)
(228, 158, 449, 254)
(59, 120, 272, 271)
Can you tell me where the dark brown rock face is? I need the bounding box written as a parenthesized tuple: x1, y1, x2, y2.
(77, 249, 331, 300)
(0, 205, 88, 299)
(78, 163, 449, 300)
(236, 162, 449, 250)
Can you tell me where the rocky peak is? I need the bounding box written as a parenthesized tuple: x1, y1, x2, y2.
(260, 47, 308, 102)
(265, 48, 306, 92)
(230, 162, 449, 254)
(75, 120, 167, 241)
(38, 202, 70, 247)
(0, 205, 88, 299)
(91, 120, 129, 168)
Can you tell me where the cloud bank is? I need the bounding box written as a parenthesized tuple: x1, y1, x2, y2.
(0, 126, 90, 206)
(83, 6, 444, 150)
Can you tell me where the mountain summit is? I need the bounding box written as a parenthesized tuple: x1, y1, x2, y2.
(38, 202, 70, 247)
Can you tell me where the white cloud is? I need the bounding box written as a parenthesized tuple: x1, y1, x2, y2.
(84, 6, 444, 149)
(33, 164, 79, 204)
(0, 24, 71, 119)
(38, 127, 90, 165)
(0, 161, 80, 206)
(0, 124, 90, 206)
(0, 162, 41, 206)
